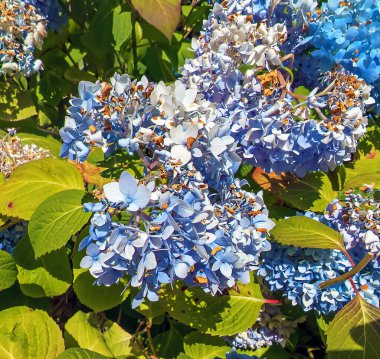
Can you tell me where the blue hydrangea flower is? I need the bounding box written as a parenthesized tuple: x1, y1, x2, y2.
(229, 304, 304, 349)
(298, 0, 380, 113)
(0, 1, 47, 76)
(103, 172, 151, 212)
(324, 189, 380, 264)
(28, 0, 67, 30)
(0, 222, 27, 254)
(79, 169, 275, 308)
(181, 0, 374, 176)
(258, 207, 380, 314)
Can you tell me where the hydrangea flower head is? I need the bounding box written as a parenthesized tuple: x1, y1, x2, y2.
(0, 0, 47, 76)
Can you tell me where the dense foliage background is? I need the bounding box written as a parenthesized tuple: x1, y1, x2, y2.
(0, 0, 380, 358)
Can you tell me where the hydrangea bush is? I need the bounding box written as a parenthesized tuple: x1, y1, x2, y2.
(0, 0, 379, 358)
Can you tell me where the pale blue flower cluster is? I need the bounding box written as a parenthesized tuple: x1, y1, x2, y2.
(79, 168, 274, 307)
(0, 0, 47, 76)
(258, 209, 380, 314)
(325, 189, 380, 265)
(181, 0, 374, 176)
(59, 74, 242, 187)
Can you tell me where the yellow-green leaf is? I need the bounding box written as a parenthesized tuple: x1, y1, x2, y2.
(271, 216, 345, 251)
(0, 83, 37, 121)
(0, 306, 64, 358)
(159, 279, 264, 336)
(0, 158, 83, 220)
(326, 297, 380, 358)
(65, 311, 135, 357)
(28, 189, 91, 258)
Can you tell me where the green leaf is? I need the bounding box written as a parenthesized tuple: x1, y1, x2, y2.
(154, 323, 184, 359)
(358, 125, 380, 156)
(65, 311, 135, 357)
(80, 0, 119, 71)
(17, 132, 62, 157)
(14, 236, 72, 298)
(113, 6, 132, 50)
(271, 216, 345, 251)
(64, 68, 98, 83)
(56, 348, 111, 359)
(28, 189, 91, 258)
(280, 172, 335, 212)
(326, 297, 380, 358)
(0, 283, 49, 311)
(327, 165, 346, 192)
(136, 300, 166, 320)
(0, 306, 64, 358)
(73, 271, 129, 312)
(0, 158, 83, 220)
(159, 279, 264, 336)
(37, 70, 74, 106)
(183, 331, 229, 359)
(0, 251, 17, 291)
(315, 313, 333, 346)
(0, 83, 37, 121)
(345, 153, 380, 189)
(131, 0, 181, 40)
(252, 170, 335, 212)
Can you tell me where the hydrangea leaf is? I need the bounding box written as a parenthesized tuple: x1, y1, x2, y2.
(0, 284, 49, 312)
(271, 216, 345, 251)
(113, 6, 132, 50)
(28, 189, 92, 258)
(0, 172, 6, 185)
(326, 296, 380, 358)
(73, 271, 129, 312)
(358, 126, 380, 156)
(345, 152, 380, 188)
(0, 158, 84, 220)
(154, 323, 183, 358)
(0, 250, 17, 291)
(56, 348, 111, 359)
(159, 279, 265, 336)
(131, 0, 181, 40)
(65, 311, 135, 357)
(0, 83, 37, 121)
(252, 168, 335, 212)
(72, 244, 129, 312)
(0, 306, 64, 358)
(183, 331, 229, 359)
(327, 165, 346, 192)
(80, 0, 119, 70)
(136, 300, 166, 320)
(17, 132, 62, 157)
(14, 236, 72, 298)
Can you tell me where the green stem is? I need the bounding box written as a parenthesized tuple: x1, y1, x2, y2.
(146, 321, 158, 359)
(319, 253, 373, 290)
